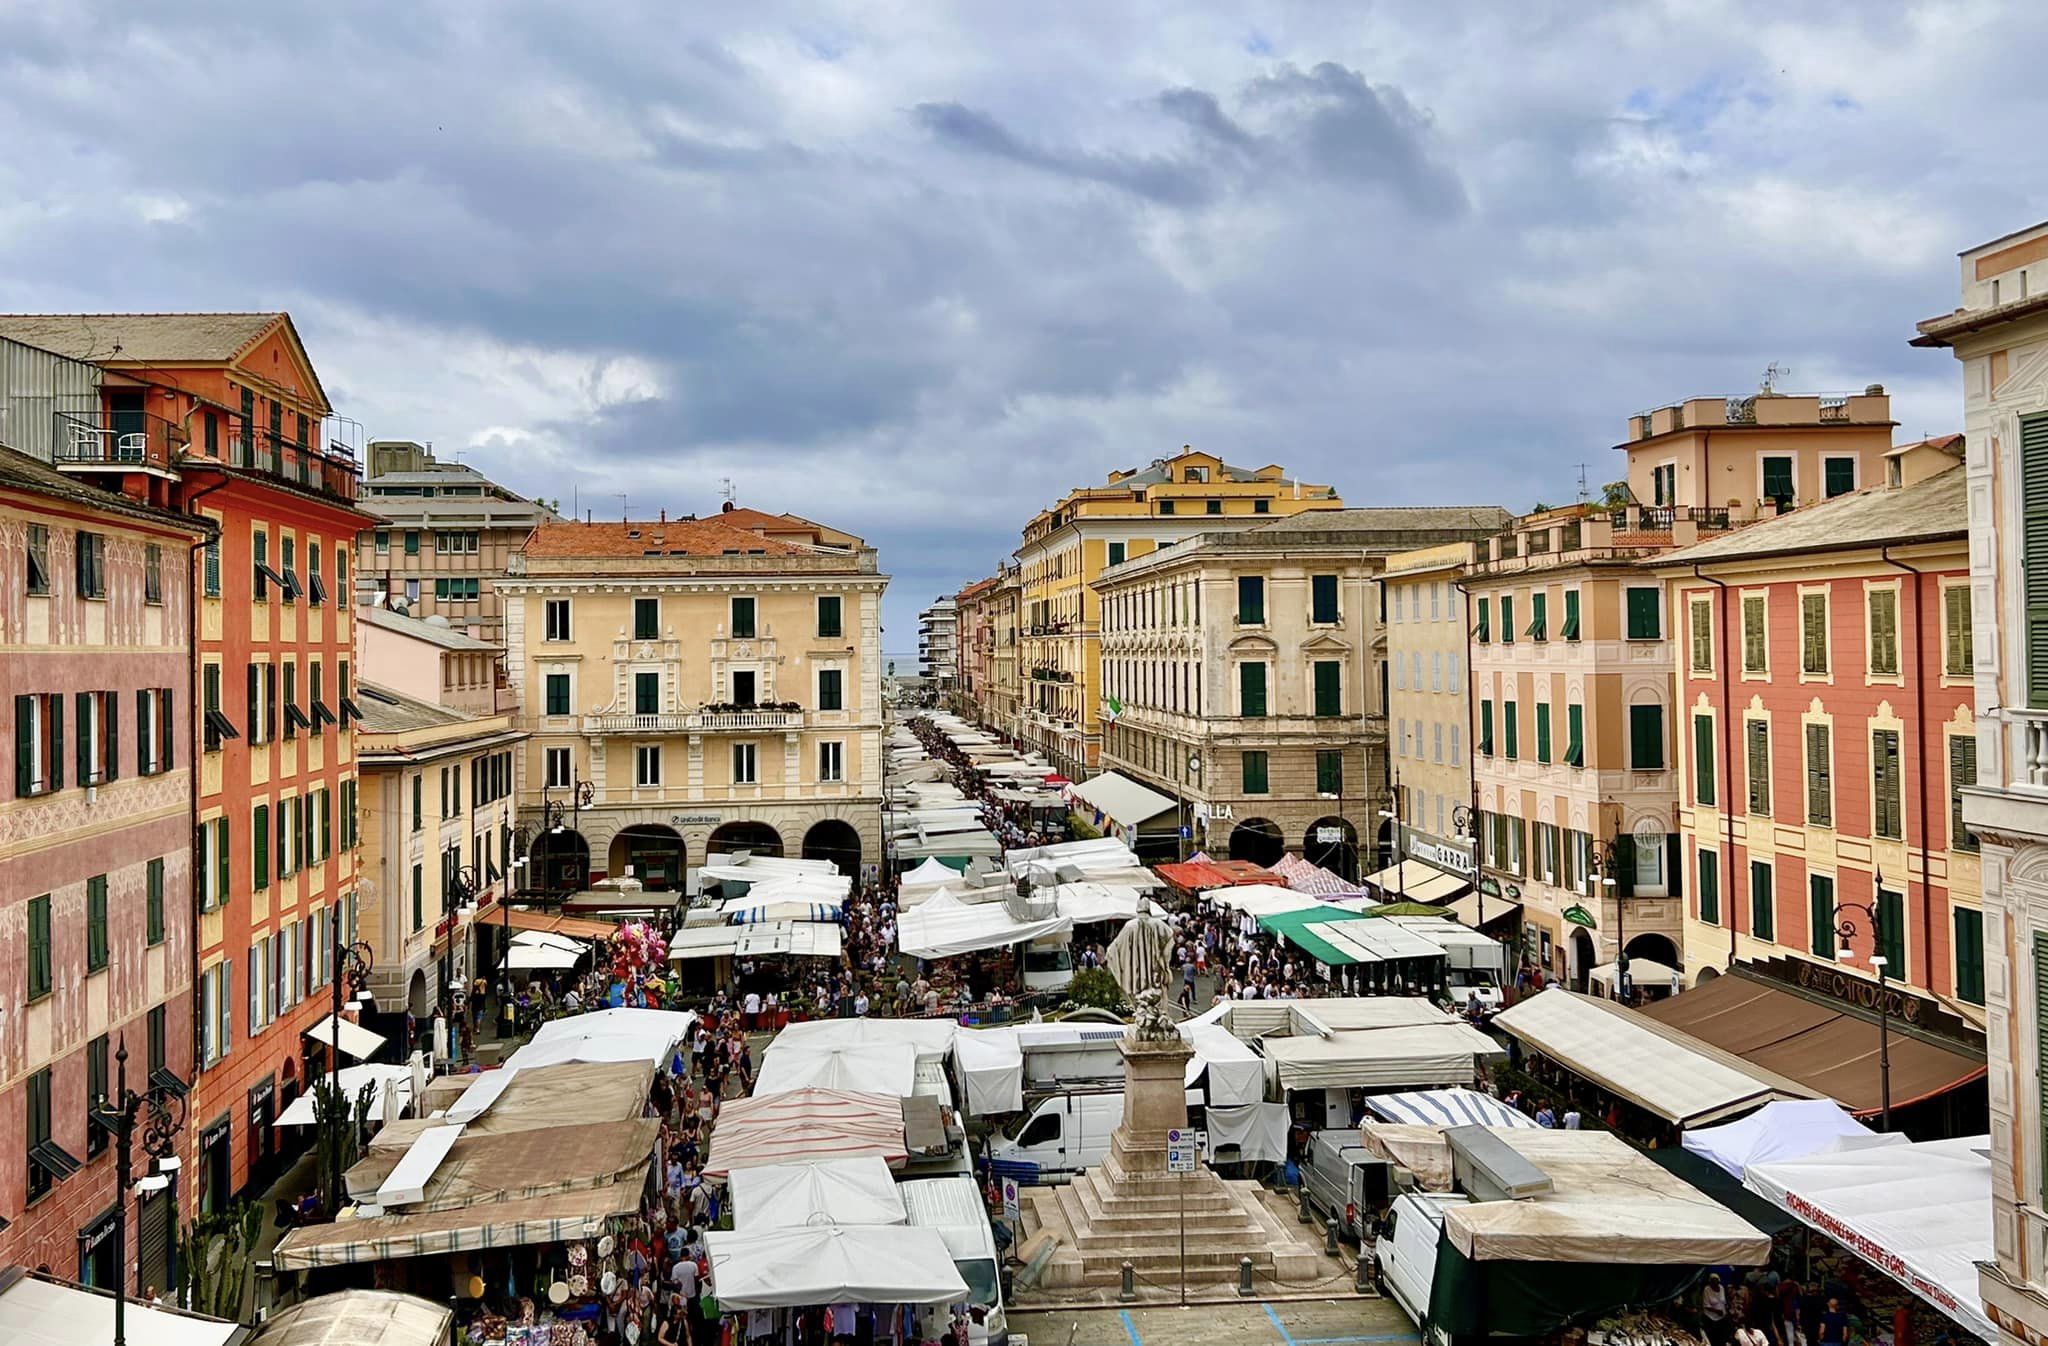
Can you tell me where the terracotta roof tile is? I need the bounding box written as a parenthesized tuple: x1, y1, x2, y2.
(520, 518, 803, 559)
(0, 312, 284, 363)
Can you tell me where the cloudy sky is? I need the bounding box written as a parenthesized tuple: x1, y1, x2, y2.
(1, 1, 2038, 651)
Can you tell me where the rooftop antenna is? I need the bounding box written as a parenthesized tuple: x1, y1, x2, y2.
(616, 493, 629, 521)
(719, 477, 737, 507)
(1575, 462, 1592, 503)
(1761, 361, 1790, 393)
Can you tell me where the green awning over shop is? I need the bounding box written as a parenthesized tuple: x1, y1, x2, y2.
(1256, 905, 1375, 965)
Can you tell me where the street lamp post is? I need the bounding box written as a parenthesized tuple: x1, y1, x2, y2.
(1451, 803, 1484, 930)
(1183, 753, 1202, 863)
(323, 913, 374, 1213)
(1588, 839, 1625, 1003)
(88, 1039, 185, 1346)
(1378, 768, 1405, 901)
(1833, 889, 1894, 1131)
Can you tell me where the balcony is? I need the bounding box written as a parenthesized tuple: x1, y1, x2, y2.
(581, 707, 805, 735)
(52, 409, 187, 474)
(222, 431, 361, 503)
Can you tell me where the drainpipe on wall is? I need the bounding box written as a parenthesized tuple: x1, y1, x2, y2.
(1691, 565, 1738, 969)
(1879, 545, 1935, 989)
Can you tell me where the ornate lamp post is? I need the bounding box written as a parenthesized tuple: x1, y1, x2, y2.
(1377, 767, 1406, 900)
(322, 912, 374, 1209)
(88, 1039, 186, 1346)
(1587, 839, 1625, 1002)
(1451, 803, 1484, 929)
(1833, 886, 1894, 1131)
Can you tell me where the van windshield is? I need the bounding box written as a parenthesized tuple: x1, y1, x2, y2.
(1024, 946, 1073, 973)
(958, 1257, 1000, 1304)
(1446, 969, 1497, 990)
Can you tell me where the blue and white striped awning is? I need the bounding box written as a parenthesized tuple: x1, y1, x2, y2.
(1364, 1087, 1541, 1129)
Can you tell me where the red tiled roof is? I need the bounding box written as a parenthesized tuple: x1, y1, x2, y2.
(1153, 860, 1282, 892)
(520, 518, 803, 559)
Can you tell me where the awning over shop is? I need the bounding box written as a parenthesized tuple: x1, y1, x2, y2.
(0, 1270, 240, 1346)
(1746, 1135, 1994, 1341)
(1259, 1023, 1501, 1092)
(706, 1225, 969, 1309)
(1590, 957, 1681, 995)
(1446, 892, 1520, 928)
(1206, 883, 1324, 917)
(275, 1064, 416, 1127)
(271, 1161, 649, 1268)
(669, 921, 843, 960)
(1494, 988, 1817, 1127)
(705, 1088, 908, 1176)
(896, 890, 1071, 958)
(1364, 1087, 1540, 1129)
(1256, 904, 1375, 963)
(1638, 970, 1987, 1116)
(491, 908, 620, 940)
(1067, 770, 1177, 828)
(446, 1008, 695, 1124)
(306, 1013, 386, 1061)
(728, 1156, 908, 1232)
(1361, 859, 1470, 904)
(1184, 1023, 1265, 1106)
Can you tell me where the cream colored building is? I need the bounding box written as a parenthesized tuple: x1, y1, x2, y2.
(1015, 447, 1344, 777)
(353, 685, 522, 1016)
(499, 507, 887, 888)
(986, 564, 1022, 734)
(1095, 509, 1502, 875)
(1916, 220, 2048, 1346)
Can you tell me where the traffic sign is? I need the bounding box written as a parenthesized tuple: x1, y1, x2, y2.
(1167, 1144, 1197, 1173)
(1001, 1177, 1021, 1223)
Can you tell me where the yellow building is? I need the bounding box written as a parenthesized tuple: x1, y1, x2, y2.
(987, 564, 1022, 734)
(352, 685, 523, 1016)
(500, 506, 887, 887)
(1015, 447, 1342, 776)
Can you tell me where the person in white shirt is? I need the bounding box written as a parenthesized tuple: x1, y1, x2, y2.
(853, 992, 869, 1017)
(1561, 1108, 1582, 1130)
(742, 990, 762, 1029)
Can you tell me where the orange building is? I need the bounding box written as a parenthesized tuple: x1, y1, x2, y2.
(0, 314, 372, 1212)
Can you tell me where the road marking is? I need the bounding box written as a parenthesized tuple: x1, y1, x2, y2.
(1120, 1308, 1143, 1346)
(1298, 1336, 1421, 1345)
(1264, 1303, 1297, 1346)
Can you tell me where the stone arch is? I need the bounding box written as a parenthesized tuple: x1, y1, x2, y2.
(1624, 932, 1680, 967)
(407, 967, 431, 1018)
(1302, 816, 1358, 883)
(801, 819, 863, 876)
(529, 829, 590, 893)
(708, 820, 784, 858)
(609, 824, 686, 892)
(1228, 817, 1285, 868)
(1569, 927, 1597, 992)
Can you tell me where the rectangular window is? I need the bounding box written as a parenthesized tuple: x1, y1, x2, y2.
(75, 531, 105, 598)
(146, 856, 165, 946)
(1626, 587, 1662, 640)
(635, 744, 661, 786)
(1316, 749, 1343, 796)
(1564, 704, 1584, 767)
(1535, 703, 1552, 763)
(1629, 704, 1665, 769)
(1877, 887, 1906, 973)
(1238, 662, 1267, 717)
(1499, 595, 1515, 645)
(1652, 462, 1676, 506)
(26, 892, 51, 1000)
(1750, 860, 1775, 942)
(1762, 455, 1795, 506)
(1806, 723, 1833, 825)
(1809, 874, 1837, 956)
(26, 1067, 53, 1200)
(1241, 750, 1269, 795)
(1236, 576, 1264, 626)
(13, 692, 63, 795)
(1873, 729, 1903, 839)
(1528, 592, 1548, 642)
(730, 597, 757, 639)
(544, 599, 571, 641)
(375, 531, 390, 553)
(25, 523, 49, 595)
(1311, 574, 1339, 624)
(86, 874, 108, 971)
(404, 530, 420, 556)
(412, 864, 424, 931)
(1693, 713, 1717, 806)
(819, 741, 845, 782)
(1742, 595, 1767, 672)
(253, 803, 270, 890)
(1746, 718, 1771, 815)
(1799, 592, 1830, 674)
(545, 746, 571, 788)
(1561, 589, 1580, 641)
(1206, 499, 1222, 515)
(546, 674, 571, 716)
(1476, 597, 1490, 644)
(1945, 584, 1974, 677)
(1952, 734, 1980, 853)
(818, 668, 844, 711)
(1479, 699, 1494, 756)
(1312, 661, 1341, 717)
(1698, 849, 1720, 926)
(1503, 701, 1519, 760)
(634, 672, 660, 716)
(2024, 414, 2048, 706)
(817, 595, 843, 637)
(633, 597, 659, 640)
(1955, 906, 1985, 1006)
(144, 544, 162, 605)
(411, 773, 423, 831)
(86, 1035, 109, 1157)
(1687, 597, 1714, 675)
(1158, 499, 1175, 515)
(1868, 588, 1901, 676)
(1106, 541, 1126, 567)
(732, 742, 758, 784)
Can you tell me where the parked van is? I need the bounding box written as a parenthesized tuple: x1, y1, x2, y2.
(988, 1092, 1123, 1183)
(901, 1177, 1009, 1346)
(1375, 1192, 1468, 1346)
(1300, 1131, 1394, 1243)
(1020, 935, 1074, 994)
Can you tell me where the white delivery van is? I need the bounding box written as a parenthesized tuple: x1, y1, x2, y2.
(1445, 966, 1504, 1012)
(988, 1092, 1123, 1183)
(901, 1177, 1009, 1346)
(1375, 1192, 1468, 1346)
(1020, 935, 1075, 994)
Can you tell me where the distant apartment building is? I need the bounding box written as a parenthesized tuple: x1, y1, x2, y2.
(357, 605, 509, 717)
(1468, 386, 1896, 987)
(987, 565, 1023, 736)
(0, 447, 209, 1289)
(0, 313, 371, 1229)
(953, 577, 997, 719)
(1017, 447, 1343, 778)
(500, 504, 888, 890)
(1096, 509, 1500, 876)
(353, 440, 556, 642)
(918, 597, 958, 689)
(1916, 219, 2048, 1346)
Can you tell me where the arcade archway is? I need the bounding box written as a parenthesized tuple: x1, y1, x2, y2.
(1227, 817, 1285, 868)
(528, 829, 590, 893)
(707, 821, 784, 858)
(610, 824, 687, 891)
(1303, 816, 1358, 883)
(801, 819, 863, 877)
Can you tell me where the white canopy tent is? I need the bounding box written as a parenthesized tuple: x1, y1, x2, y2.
(706, 1225, 970, 1309)
(755, 1040, 920, 1099)
(898, 857, 964, 894)
(1589, 958, 1683, 996)
(306, 1013, 386, 1061)
(1203, 883, 1325, 917)
(504, 942, 583, 971)
(1067, 770, 1177, 829)
(669, 921, 843, 960)
(774, 1017, 961, 1059)
(1259, 1023, 1503, 1092)
(1746, 1135, 1994, 1341)
(1364, 1087, 1542, 1129)
(1290, 998, 1463, 1035)
(728, 1156, 908, 1231)
(896, 890, 1071, 959)
(445, 1008, 696, 1124)
(951, 1028, 1025, 1116)
(1003, 837, 1143, 878)
(511, 930, 587, 955)
(1183, 1023, 1265, 1106)
(721, 896, 845, 924)
(275, 1064, 417, 1127)
(1683, 1099, 1899, 1179)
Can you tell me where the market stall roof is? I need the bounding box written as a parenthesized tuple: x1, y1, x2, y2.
(728, 1156, 908, 1231)
(305, 1013, 386, 1060)
(1442, 1128, 1771, 1265)
(1361, 859, 1470, 903)
(504, 942, 582, 970)
(669, 920, 843, 960)
(1644, 1145, 1802, 1239)
(1447, 891, 1519, 929)
(1364, 1087, 1541, 1129)
(1067, 770, 1177, 827)
(1682, 1099, 1898, 1179)
(1155, 859, 1280, 893)
(1589, 957, 1682, 994)
(952, 1027, 1026, 1115)
(511, 929, 587, 954)
(1051, 881, 1159, 924)
(446, 1009, 694, 1124)
(1294, 916, 1455, 967)
(1002, 836, 1143, 876)
(349, 1119, 659, 1212)
(1493, 988, 1818, 1127)
(246, 1290, 453, 1346)
(1746, 1135, 1994, 1341)
(755, 1040, 920, 1099)
(706, 1225, 969, 1310)
(896, 889, 1071, 959)
(775, 1017, 962, 1058)
(1270, 853, 1370, 897)
(705, 1088, 908, 1176)
(272, 1162, 649, 1269)
(1291, 998, 1461, 1034)
(0, 1268, 240, 1346)
(1638, 969, 1987, 1116)
(721, 897, 845, 924)
(1183, 1023, 1265, 1106)
(899, 856, 963, 892)
(492, 907, 619, 940)
(1205, 882, 1324, 917)
(275, 1064, 416, 1127)
(1259, 1023, 1502, 1091)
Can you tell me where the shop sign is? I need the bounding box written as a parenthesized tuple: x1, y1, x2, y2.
(79, 1206, 119, 1258)
(1792, 961, 1927, 1024)
(201, 1115, 232, 1151)
(1562, 904, 1598, 929)
(1314, 826, 1345, 844)
(668, 814, 722, 827)
(1193, 802, 1234, 821)
(1408, 837, 1475, 876)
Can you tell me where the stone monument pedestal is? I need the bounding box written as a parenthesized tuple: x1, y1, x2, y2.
(1020, 1034, 1322, 1291)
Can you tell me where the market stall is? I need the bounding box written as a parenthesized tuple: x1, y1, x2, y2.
(1363, 1086, 1540, 1129)
(727, 1156, 908, 1231)
(753, 1039, 920, 1098)
(1682, 1098, 1898, 1179)
(1258, 1022, 1502, 1092)
(704, 1088, 909, 1176)
(895, 889, 1071, 958)
(705, 1224, 969, 1309)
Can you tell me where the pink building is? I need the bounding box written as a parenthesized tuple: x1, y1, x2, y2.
(0, 446, 209, 1289)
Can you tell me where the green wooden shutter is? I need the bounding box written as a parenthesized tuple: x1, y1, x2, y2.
(1743, 596, 1767, 671)
(1691, 599, 1714, 673)
(1627, 588, 1660, 639)
(216, 817, 230, 907)
(1802, 593, 1829, 673)
(1952, 735, 1979, 853)
(1630, 704, 1664, 769)
(1500, 595, 1515, 644)
(1239, 662, 1266, 716)
(1612, 834, 1634, 898)
(1313, 661, 1342, 716)
(1750, 861, 1774, 941)
(1477, 598, 1490, 643)
(47, 695, 62, 791)
(1503, 702, 1519, 759)
(1946, 585, 1973, 677)
(1529, 593, 1547, 640)
(13, 695, 31, 796)
(1311, 575, 1338, 623)
(1562, 590, 1581, 641)
(1565, 704, 1584, 766)
(1237, 577, 1264, 625)
(1535, 703, 1552, 763)
(1479, 699, 1494, 755)
(103, 694, 117, 782)
(2036, 934, 2048, 1204)
(1806, 723, 1832, 825)
(1878, 887, 1906, 972)
(1874, 730, 1902, 838)
(1694, 713, 1717, 806)
(253, 804, 269, 890)
(1747, 719, 1771, 815)
(1870, 590, 1900, 675)
(1699, 849, 1720, 925)
(2023, 414, 2048, 707)
(1954, 907, 1985, 1006)
(1810, 874, 1836, 955)
(1666, 834, 1682, 899)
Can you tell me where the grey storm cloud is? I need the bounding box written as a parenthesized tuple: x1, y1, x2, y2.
(0, 0, 2043, 641)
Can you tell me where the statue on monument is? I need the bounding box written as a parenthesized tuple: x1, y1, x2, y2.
(1105, 911, 1178, 1040)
